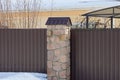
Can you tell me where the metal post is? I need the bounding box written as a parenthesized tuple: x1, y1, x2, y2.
(111, 17, 113, 29)
(86, 16, 89, 29)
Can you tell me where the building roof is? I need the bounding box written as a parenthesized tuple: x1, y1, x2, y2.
(82, 5, 120, 18)
(46, 17, 72, 26)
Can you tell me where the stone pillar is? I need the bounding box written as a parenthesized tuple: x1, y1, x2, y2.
(47, 25, 70, 80)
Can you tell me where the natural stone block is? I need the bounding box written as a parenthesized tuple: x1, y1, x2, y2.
(50, 36, 60, 43)
(64, 41, 70, 47)
(59, 70, 67, 79)
(61, 63, 68, 70)
(67, 67, 70, 77)
(48, 42, 62, 50)
(60, 79, 67, 80)
(47, 68, 56, 76)
(67, 77, 70, 80)
(48, 40, 70, 50)
(53, 77, 58, 80)
(60, 47, 69, 55)
(66, 47, 70, 53)
(53, 30, 66, 36)
(47, 30, 53, 37)
(47, 25, 56, 30)
(54, 25, 68, 30)
(54, 47, 70, 62)
(54, 49, 61, 57)
(53, 55, 60, 62)
(48, 61, 52, 68)
(66, 34, 70, 40)
(59, 55, 69, 63)
(47, 37, 51, 43)
(47, 36, 61, 43)
(53, 62, 62, 71)
(59, 34, 68, 41)
(55, 47, 70, 55)
(48, 51, 54, 61)
(47, 43, 56, 50)
(47, 25, 68, 30)
(59, 41, 70, 48)
(56, 72, 59, 77)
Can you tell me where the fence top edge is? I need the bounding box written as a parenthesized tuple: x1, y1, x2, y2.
(71, 28, 120, 31)
(0, 28, 47, 30)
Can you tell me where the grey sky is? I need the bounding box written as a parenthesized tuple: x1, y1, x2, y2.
(41, 0, 120, 10)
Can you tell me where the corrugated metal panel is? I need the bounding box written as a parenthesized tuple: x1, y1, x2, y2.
(0, 29, 47, 73)
(71, 29, 120, 80)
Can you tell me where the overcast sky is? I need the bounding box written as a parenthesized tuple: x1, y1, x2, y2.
(40, 0, 120, 10)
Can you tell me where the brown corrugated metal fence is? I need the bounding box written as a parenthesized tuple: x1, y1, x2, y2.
(0, 29, 47, 73)
(71, 29, 120, 80)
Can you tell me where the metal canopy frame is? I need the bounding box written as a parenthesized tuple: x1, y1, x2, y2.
(82, 5, 120, 28)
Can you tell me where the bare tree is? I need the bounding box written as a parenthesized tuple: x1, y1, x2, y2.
(0, 0, 14, 28)
(0, 0, 42, 28)
(14, 0, 42, 28)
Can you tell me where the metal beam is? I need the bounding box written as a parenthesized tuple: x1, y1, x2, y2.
(111, 17, 113, 29)
(84, 12, 120, 17)
(86, 16, 89, 29)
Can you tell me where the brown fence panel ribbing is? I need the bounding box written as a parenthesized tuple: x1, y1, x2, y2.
(71, 29, 120, 80)
(0, 29, 47, 73)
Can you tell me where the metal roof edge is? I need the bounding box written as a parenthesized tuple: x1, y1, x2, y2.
(82, 5, 120, 16)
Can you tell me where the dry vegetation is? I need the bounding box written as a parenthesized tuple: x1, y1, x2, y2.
(0, 0, 41, 28)
(1, 0, 118, 29)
